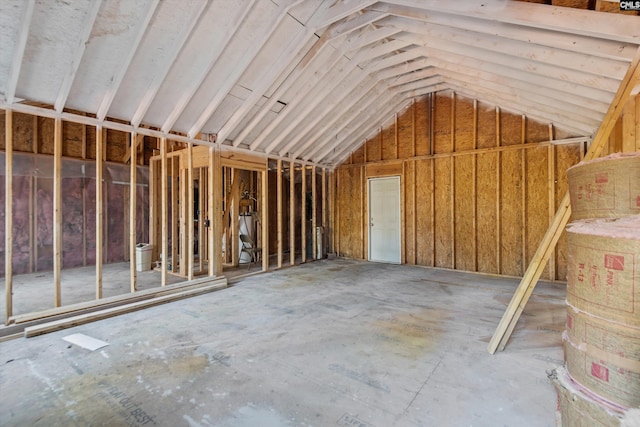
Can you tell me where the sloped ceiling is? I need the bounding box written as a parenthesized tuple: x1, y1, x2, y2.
(0, 0, 639, 167)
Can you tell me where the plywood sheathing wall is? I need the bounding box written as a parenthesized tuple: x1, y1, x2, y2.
(334, 92, 640, 281)
(0, 112, 151, 277)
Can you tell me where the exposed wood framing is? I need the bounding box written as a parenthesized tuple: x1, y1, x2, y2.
(4, 0, 35, 104)
(362, 165, 367, 260)
(495, 107, 502, 275)
(290, 161, 296, 265)
(547, 124, 556, 280)
(261, 169, 269, 272)
(301, 166, 307, 263)
(312, 165, 317, 260)
(198, 167, 205, 274)
(230, 170, 240, 266)
(208, 148, 215, 276)
(277, 159, 283, 268)
(96, 126, 104, 298)
(450, 92, 456, 269)
(130, 132, 138, 293)
(161, 137, 168, 286)
(179, 159, 187, 275)
(171, 154, 179, 274)
(53, 118, 62, 307)
(472, 99, 478, 271)
(521, 116, 527, 275)
(32, 115, 38, 272)
(321, 167, 327, 258)
(149, 158, 157, 262)
(5, 110, 13, 321)
(187, 143, 194, 280)
(488, 46, 640, 354)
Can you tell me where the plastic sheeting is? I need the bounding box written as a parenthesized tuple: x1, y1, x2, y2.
(0, 152, 149, 277)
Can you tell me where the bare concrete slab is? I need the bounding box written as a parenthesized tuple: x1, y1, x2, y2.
(0, 259, 564, 426)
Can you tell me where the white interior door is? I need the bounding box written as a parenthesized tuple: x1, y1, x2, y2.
(369, 176, 401, 263)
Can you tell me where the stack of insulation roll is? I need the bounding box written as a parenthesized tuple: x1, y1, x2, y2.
(551, 153, 640, 426)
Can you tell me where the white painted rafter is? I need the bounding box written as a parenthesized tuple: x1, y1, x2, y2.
(54, 0, 102, 113)
(325, 96, 413, 164)
(393, 32, 622, 93)
(4, 0, 35, 104)
(287, 76, 382, 159)
(96, 0, 160, 121)
(307, 84, 403, 160)
(131, 1, 209, 127)
(330, 98, 416, 165)
(309, 0, 377, 29)
(382, 16, 629, 80)
(187, 0, 306, 139)
(161, 0, 256, 133)
(370, 3, 638, 62)
(382, 0, 640, 44)
(259, 38, 411, 154)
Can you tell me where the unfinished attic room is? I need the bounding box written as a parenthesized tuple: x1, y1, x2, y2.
(2, 0, 640, 425)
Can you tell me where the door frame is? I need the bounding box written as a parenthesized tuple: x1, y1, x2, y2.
(367, 175, 401, 264)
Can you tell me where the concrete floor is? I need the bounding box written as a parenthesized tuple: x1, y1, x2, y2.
(0, 259, 565, 426)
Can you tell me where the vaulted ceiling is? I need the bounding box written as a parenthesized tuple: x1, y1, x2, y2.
(1, 0, 639, 166)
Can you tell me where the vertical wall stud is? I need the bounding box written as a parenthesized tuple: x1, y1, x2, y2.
(277, 159, 283, 268)
(290, 161, 295, 266)
(161, 138, 168, 286)
(472, 100, 478, 271)
(96, 126, 104, 298)
(547, 124, 556, 281)
(301, 166, 306, 263)
(312, 165, 317, 260)
(187, 143, 194, 280)
(261, 168, 269, 272)
(130, 132, 138, 292)
(495, 107, 502, 275)
(198, 167, 205, 273)
(521, 116, 527, 275)
(53, 118, 63, 307)
(5, 110, 13, 320)
(451, 92, 456, 269)
(321, 167, 327, 259)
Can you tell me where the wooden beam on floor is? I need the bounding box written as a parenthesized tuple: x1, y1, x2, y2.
(5, 110, 13, 321)
(24, 279, 228, 338)
(488, 46, 640, 354)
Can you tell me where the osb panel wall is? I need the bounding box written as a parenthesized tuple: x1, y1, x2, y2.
(333, 90, 640, 281)
(335, 166, 364, 259)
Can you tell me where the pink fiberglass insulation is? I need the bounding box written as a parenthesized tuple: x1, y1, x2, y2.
(36, 178, 54, 271)
(106, 181, 125, 263)
(0, 153, 150, 278)
(11, 176, 31, 275)
(0, 175, 4, 277)
(61, 177, 85, 269)
(566, 216, 640, 240)
(84, 177, 97, 265)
